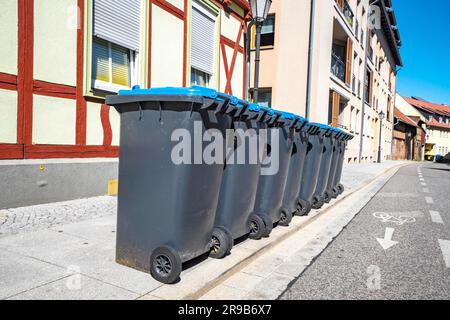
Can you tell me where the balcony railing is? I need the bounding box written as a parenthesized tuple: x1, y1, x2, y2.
(336, 0, 354, 27)
(331, 52, 346, 82)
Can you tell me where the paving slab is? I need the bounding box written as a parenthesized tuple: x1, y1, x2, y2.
(8, 275, 139, 300)
(0, 250, 67, 299)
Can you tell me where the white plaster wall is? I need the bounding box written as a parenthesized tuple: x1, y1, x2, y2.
(32, 95, 76, 145)
(166, 0, 184, 11)
(86, 102, 103, 146)
(221, 11, 243, 46)
(0, 89, 18, 143)
(151, 5, 184, 87)
(309, 0, 334, 123)
(110, 107, 120, 146)
(274, 0, 310, 115)
(231, 52, 244, 99)
(34, 0, 77, 86)
(0, 0, 18, 75)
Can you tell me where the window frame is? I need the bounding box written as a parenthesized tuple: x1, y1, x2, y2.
(188, 0, 220, 89)
(251, 14, 276, 50)
(91, 37, 139, 93)
(83, 0, 148, 98)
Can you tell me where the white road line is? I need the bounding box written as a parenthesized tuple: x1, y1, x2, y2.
(438, 240, 450, 268)
(421, 182, 427, 186)
(425, 197, 434, 204)
(420, 178, 425, 182)
(430, 211, 444, 224)
(422, 188, 430, 193)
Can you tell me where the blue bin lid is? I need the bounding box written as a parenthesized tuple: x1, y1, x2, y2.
(309, 122, 331, 131)
(118, 85, 242, 106)
(258, 105, 276, 117)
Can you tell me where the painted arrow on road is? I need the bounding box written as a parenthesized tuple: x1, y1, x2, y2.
(377, 228, 398, 250)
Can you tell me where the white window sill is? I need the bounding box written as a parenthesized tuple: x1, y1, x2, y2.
(92, 80, 131, 94)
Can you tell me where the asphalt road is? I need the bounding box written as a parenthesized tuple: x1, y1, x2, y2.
(280, 162, 450, 300)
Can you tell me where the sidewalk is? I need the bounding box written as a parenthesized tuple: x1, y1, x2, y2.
(0, 161, 409, 300)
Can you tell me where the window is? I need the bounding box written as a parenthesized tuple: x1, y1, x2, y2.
(439, 116, 443, 123)
(191, 68, 211, 87)
(364, 68, 372, 104)
(252, 14, 275, 48)
(250, 88, 272, 108)
(429, 115, 433, 122)
(191, 1, 217, 87)
(92, 37, 135, 91)
(92, 0, 141, 92)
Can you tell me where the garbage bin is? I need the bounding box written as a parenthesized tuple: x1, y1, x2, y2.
(311, 125, 336, 209)
(106, 86, 239, 284)
(332, 132, 354, 196)
(253, 111, 297, 236)
(280, 115, 308, 220)
(327, 130, 348, 198)
(323, 128, 343, 203)
(297, 123, 331, 216)
(210, 102, 273, 259)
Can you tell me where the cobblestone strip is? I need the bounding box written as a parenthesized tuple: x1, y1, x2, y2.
(0, 196, 117, 238)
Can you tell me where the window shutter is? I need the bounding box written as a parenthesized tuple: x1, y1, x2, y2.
(93, 0, 141, 51)
(345, 38, 353, 85)
(331, 91, 340, 127)
(191, 3, 216, 75)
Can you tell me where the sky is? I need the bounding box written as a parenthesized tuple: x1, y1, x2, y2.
(393, 0, 450, 105)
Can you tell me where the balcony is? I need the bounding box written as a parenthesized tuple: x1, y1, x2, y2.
(331, 52, 346, 83)
(336, 0, 354, 28)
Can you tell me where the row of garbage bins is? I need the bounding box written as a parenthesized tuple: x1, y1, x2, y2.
(106, 86, 354, 284)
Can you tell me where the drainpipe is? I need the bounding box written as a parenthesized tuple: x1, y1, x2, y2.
(246, 20, 256, 100)
(305, 0, 316, 119)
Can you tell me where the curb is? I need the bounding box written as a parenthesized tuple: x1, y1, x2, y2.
(185, 162, 411, 300)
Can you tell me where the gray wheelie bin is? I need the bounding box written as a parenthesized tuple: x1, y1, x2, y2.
(325, 129, 347, 202)
(324, 128, 344, 202)
(297, 123, 331, 216)
(311, 125, 335, 209)
(106, 86, 238, 284)
(280, 115, 308, 221)
(253, 111, 298, 237)
(332, 132, 354, 197)
(210, 103, 273, 259)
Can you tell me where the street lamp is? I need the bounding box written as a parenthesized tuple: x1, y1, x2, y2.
(377, 110, 385, 163)
(249, 0, 272, 103)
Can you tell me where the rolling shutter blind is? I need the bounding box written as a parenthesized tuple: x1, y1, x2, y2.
(93, 0, 141, 51)
(191, 3, 216, 75)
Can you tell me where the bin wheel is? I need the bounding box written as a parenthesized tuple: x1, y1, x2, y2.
(311, 195, 324, 210)
(260, 215, 273, 238)
(150, 246, 182, 284)
(248, 214, 266, 240)
(279, 209, 293, 227)
(323, 191, 332, 204)
(209, 228, 232, 259)
(338, 184, 345, 195)
(297, 199, 311, 216)
(331, 187, 339, 199)
(217, 226, 234, 253)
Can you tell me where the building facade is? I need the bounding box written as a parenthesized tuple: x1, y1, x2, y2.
(250, 0, 403, 164)
(392, 107, 425, 161)
(404, 97, 450, 162)
(0, 0, 249, 208)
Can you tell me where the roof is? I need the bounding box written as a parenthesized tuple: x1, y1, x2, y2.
(405, 97, 450, 130)
(394, 107, 418, 128)
(375, 0, 403, 67)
